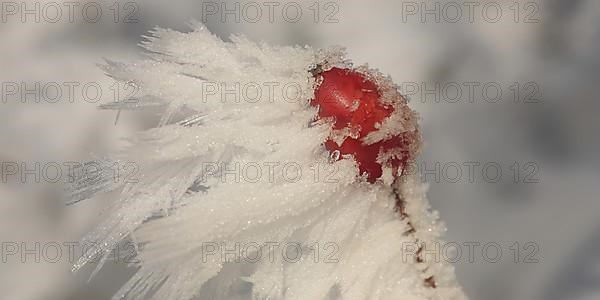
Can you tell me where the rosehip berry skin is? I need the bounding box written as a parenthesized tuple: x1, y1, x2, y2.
(312, 67, 418, 183)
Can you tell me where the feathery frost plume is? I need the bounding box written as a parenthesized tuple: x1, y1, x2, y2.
(69, 22, 467, 300)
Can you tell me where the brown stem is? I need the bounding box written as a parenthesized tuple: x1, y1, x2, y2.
(393, 176, 437, 289)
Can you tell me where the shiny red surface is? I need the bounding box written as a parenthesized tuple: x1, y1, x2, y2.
(312, 67, 411, 182)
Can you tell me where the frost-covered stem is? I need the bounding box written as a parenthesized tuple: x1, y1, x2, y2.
(393, 176, 437, 289)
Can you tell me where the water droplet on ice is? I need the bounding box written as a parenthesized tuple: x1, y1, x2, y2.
(330, 150, 341, 161)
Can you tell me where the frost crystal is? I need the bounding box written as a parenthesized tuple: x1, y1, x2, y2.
(70, 22, 467, 300)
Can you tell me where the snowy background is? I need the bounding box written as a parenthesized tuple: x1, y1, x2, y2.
(1, 0, 600, 299)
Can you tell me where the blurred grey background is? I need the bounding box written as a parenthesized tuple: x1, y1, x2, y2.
(1, 0, 599, 299)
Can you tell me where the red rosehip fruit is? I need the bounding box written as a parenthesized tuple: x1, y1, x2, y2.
(311, 67, 421, 183)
